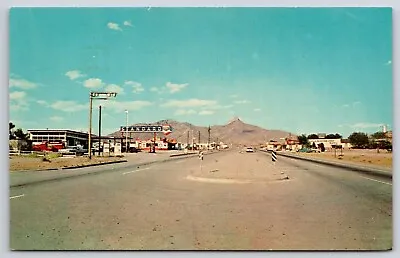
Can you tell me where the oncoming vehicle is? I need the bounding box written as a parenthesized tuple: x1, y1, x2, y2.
(246, 147, 254, 153)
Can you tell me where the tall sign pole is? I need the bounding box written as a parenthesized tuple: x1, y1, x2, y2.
(88, 91, 117, 159)
(88, 95, 93, 158)
(98, 105, 102, 156)
(125, 110, 128, 153)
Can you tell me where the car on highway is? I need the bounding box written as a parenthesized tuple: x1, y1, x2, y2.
(246, 147, 254, 153)
(59, 146, 87, 156)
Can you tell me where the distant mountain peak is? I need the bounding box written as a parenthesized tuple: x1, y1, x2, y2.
(228, 116, 243, 124)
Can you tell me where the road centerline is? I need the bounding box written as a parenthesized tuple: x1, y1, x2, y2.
(359, 176, 392, 186)
(122, 167, 151, 175)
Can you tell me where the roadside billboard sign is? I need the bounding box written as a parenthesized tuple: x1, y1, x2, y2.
(120, 125, 173, 134)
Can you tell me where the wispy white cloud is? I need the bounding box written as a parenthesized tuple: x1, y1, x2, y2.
(150, 87, 162, 93)
(102, 100, 152, 112)
(254, 108, 261, 112)
(50, 100, 87, 112)
(234, 100, 250, 104)
(204, 104, 233, 110)
(342, 104, 350, 108)
(125, 81, 144, 93)
(65, 70, 86, 80)
(123, 21, 133, 27)
(83, 78, 105, 89)
(9, 91, 29, 111)
(162, 99, 217, 108)
(105, 84, 124, 94)
(199, 110, 214, 116)
(9, 91, 26, 101)
(174, 109, 197, 116)
(107, 22, 122, 31)
(9, 77, 38, 89)
(165, 82, 188, 93)
(50, 116, 64, 122)
(352, 101, 361, 107)
(229, 94, 238, 98)
(36, 100, 49, 106)
(350, 122, 384, 129)
(385, 60, 392, 66)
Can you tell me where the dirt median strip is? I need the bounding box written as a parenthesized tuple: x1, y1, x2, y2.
(274, 152, 392, 179)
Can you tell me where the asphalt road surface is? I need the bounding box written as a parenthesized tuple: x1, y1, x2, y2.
(10, 150, 392, 250)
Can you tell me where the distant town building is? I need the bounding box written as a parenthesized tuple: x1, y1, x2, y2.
(308, 138, 352, 149)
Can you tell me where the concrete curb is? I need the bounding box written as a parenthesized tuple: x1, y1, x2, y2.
(61, 160, 127, 170)
(267, 151, 392, 179)
(170, 153, 197, 157)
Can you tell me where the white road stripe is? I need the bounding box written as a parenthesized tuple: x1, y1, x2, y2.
(360, 176, 392, 186)
(122, 167, 150, 175)
(10, 194, 25, 199)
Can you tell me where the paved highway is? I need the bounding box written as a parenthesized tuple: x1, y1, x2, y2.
(10, 150, 392, 250)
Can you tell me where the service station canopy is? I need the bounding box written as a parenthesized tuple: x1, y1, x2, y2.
(120, 125, 173, 133)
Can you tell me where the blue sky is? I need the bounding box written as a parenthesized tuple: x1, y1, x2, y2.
(9, 7, 392, 137)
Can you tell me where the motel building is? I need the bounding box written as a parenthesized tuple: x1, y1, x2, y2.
(27, 129, 96, 149)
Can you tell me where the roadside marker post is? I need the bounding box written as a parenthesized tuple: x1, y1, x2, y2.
(199, 151, 204, 172)
(272, 150, 277, 165)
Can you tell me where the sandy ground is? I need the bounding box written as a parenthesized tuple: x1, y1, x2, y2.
(294, 149, 392, 169)
(9, 155, 124, 171)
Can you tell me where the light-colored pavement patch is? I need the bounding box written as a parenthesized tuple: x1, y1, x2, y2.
(10, 194, 25, 200)
(186, 175, 292, 184)
(186, 175, 251, 184)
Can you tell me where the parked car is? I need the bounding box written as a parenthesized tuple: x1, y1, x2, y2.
(59, 146, 86, 156)
(297, 148, 312, 153)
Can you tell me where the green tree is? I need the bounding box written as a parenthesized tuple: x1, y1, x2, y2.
(9, 122, 16, 140)
(14, 128, 29, 140)
(348, 132, 369, 148)
(371, 131, 386, 139)
(326, 133, 342, 139)
(307, 134, 319, 139)
(297, 134, 309, 145)
(334, 133, 343, 139)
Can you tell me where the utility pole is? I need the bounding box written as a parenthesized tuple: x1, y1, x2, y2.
(98, 105, 102, 156)
(198, 131, 201, 146)
(208, 125, 211, 149)
(125, 110, 129, 153)
(187, 130, 189, 149)
(191, 129, 194, 151)
(88, 95, 93, 158)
